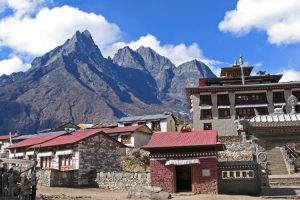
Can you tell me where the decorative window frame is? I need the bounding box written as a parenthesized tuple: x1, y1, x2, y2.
(222, 170, 254, 179)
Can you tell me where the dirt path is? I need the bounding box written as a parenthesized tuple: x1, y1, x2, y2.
(37, 186, 128, 200)
(36, 186, 290, 200)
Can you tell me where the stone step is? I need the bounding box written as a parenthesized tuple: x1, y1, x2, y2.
(269, 177, 300, 187)
(266, 148, 288, 175)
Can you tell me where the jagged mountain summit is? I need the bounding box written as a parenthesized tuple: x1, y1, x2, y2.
(0, 30, 216, 133)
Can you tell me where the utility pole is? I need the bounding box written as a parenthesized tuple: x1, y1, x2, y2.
(239, 56, 245, 85)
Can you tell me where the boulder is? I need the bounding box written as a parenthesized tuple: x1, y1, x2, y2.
(127, 186, 170, 200)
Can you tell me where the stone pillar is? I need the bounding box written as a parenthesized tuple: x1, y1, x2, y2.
(266, 90, 274, 114)
(211, 93, 218, 118)
(284, 89, 292, 113)
(229, 92, 236, 118)
(192, 94, 201, 130)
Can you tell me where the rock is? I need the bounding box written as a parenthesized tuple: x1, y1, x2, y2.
(127, 186, 170, 200)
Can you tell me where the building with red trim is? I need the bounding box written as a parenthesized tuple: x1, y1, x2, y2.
(186, 61, 300, 136)
(95, 125, 152, 147)
(142, 130, 225, 193)
(7, 129, 126, 186)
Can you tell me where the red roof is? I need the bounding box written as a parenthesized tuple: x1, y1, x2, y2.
(100, 125, 150, 134)
(29, 129, 125, 149)
(143, 130, 223, 149)
(0, 133, 19, 141)
(7, 133, 63, 149)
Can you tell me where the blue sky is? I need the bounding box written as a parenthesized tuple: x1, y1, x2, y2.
(0, 0, 300, 81)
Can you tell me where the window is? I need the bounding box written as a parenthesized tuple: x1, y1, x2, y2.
(40, 156, 52, 169)
(222, 170, 255, 179)
(203, 123, 212, 130)
(200, 95, 212, 106)
(235, 93, 267, 105)
(218, 108, 231, 119)
(124, 123, 132, 126)
(200, 109, 212, 120)
(59, 154, 72, 171)
(121, 134, 131, 144)
(273, 91, 285, 103)
(202, 169, 211, 177)
(236, 108, 254, 119)
(256, 107, 269, 115)
(292, 91, 300, 100)
(137, 121, 146, 125)
(217, 94, 230, 105)
(296, 105, 300, 113)
(151, 121, 161, 132)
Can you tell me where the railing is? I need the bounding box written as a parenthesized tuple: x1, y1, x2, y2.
(281, 145, 300, 174)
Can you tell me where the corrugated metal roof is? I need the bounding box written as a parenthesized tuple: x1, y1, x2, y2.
(142, 130, 219, 149)
(0, 133, 19, 141)
(118, 113, 172, 123)
(29, 129, 126, 149)
(29, 129, 103, 148)
(101, 125, 151, 134)
(12, 131, 66, 141)
(7, 133, 64, 149)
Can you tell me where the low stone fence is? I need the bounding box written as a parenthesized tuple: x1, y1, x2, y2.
(96, 171, 150, 191)
(37, 169, 150, 191)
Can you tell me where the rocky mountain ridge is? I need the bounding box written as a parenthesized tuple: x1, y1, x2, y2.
(0, 30, 216, 133)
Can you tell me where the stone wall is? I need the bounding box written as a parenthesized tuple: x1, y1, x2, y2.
(78, 134, 125, 173)
(150, 159, 175, 192)
(96, 171, 150, 191)
(192, 158, 218, 194)
(37, 169, 79, 187)
(218, 136, 255, 162)
(37, 169, 150, 190)
(150, 157, 218, 194)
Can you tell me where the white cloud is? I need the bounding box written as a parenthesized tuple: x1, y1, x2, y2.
(0, 5, 121, 56)
(0, 0, 46, 17)
(112, 34, 220, 68)
(219, 0, 300, 45)
(0, 56, 30, 75)
(0, 2, 219, 75)
(280, 69, 300, 82)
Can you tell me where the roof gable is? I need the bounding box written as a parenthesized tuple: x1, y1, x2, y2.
(143, 130, 220, 149)
(29, 129, 126, 149)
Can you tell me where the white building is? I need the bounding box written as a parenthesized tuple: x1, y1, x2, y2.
(118, 113, 177, 132)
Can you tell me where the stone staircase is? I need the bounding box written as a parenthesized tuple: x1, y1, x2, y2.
(267, 148, 288, 175)
(269, 175, 300, 186)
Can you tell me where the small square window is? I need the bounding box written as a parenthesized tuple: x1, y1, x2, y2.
(203, 123, 212, 130)
(222, 171, 227, 178)
(242, 171, 247, 178)
(248, 170, 254, 178)
(202, 169, 211, 177)
(229, 171, 234, 178)
(236, 171, 240, 178)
